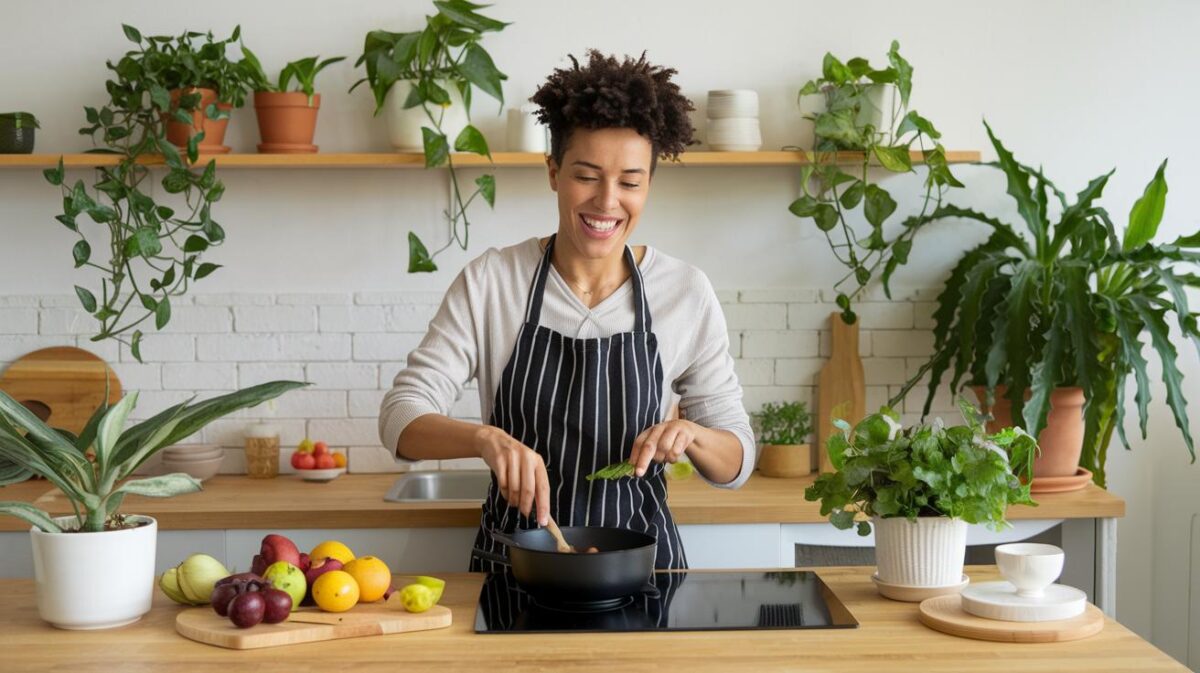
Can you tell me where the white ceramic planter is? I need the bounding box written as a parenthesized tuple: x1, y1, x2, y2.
(30, 515, 157, 629)
(384, 79, 470, 152)
(796, 83, 899, 150)
(873, 515, 966, 587)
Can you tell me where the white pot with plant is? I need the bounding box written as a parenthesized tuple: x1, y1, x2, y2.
(805, 400, 1038, 597)
(753, 401, 813, 477)
(0, 381, 304, 629)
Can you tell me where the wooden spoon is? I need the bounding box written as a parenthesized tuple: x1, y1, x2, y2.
(544, 516, 575, 553)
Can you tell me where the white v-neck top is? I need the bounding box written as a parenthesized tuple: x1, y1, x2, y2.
(379, 237, 755, 488)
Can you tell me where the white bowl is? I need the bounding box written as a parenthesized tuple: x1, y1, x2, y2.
(707, 90, 759, 118)
(160, 455, 223, 482)
(994, 543, 1064, 598)
(163, 444, 222, 459)
(296, 467, 345, 482)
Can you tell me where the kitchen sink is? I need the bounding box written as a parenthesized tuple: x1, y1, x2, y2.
(383, 470, 492, 503)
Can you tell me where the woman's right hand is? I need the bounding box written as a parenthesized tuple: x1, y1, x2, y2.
(474, 426, 550, 526)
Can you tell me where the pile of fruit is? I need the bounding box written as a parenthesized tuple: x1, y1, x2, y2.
(290, 439, 347, 471)
(159, 534, 445, 629)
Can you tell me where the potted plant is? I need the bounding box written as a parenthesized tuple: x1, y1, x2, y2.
(241, 48, 345, 153)
(0, 112, 39, 153)
(882, 123, 1198, 487)
(0, 381, 305, 629)
(44, 24, 242, 362)
(805, 402, 1037, 594)
(350, 0, 511, 272)
(753, 401, 814, 477)
(788, 41, 963, 325)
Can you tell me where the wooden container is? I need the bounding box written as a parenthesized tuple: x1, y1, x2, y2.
(244, 423, 280, 479)
(757, 443, 812, 477)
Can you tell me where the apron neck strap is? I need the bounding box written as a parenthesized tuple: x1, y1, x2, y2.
(524, 234, 651, 332)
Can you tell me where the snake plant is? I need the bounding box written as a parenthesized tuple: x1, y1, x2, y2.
(889, 122, 1198, 487)
(0, 381, 305, 533)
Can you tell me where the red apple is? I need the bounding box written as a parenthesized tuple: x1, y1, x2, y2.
(315, 453, 335, 469)
(297, 553, 311, 573)
(313, 441, 329, 457)
(259, 534, 302, 568)
(302, 557, 343, 604)
(290, 451, 306, 469)
(294, 452, 316, 470)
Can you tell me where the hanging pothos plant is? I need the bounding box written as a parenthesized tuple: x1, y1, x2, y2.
(351, 0, 510, 272)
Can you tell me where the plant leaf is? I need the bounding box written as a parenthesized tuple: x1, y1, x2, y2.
(1123, 159, 1168, 251)
(1129, 296, 1193, 461)
(984, 121, 1047, 253)
(407, 231, 438, 273)
(1024, 301, 1069, 438)
(111, 473, 202, 498)
(0, 502, 63, 533)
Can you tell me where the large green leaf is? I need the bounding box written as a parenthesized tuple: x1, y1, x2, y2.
(984, 122, 1047, 253)
(0, 417, 87, 502)
(1050, 170, 1113, 258)
(0, 502, 63, 533)
(457, 43, 506, 105)
(949, 256, 1005, 394)
(1001, 261, 1043, 427)
(1123, 159, 1168, 252)
(1129, 297, 1194, 461)
(110, 473, 202, 499)
(1025, 303, 1069, 437)
(93, 392, 137, 485)
(0, 390, 94, 490)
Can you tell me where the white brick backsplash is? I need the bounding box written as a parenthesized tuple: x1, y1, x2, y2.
(740, 288, 818, 304)
(76, 336, 120, 363)
(714, 289, 739, 303)
(721, 303, 787, 330)
(742, 330, 819, 358)
(862, 357, 908, 385)
(451, 388, 482, 418)
(320, 305, 387, 333)
(353, 333, 424, 361)
(733, 358, 775, 386)
(872, 330, 934, 357)
(914, 302, 938, 329)
(126, 390, 202, 421)
(163, 362, 236, 390)
(350, 389, 385, 417)
(819, 330, 872, 357)
(39, 308, 94, 335)
(272, 390, 346, 418)
(239, 363, 307, 386)
(202, 418, 307, 448)
(279, 334, 351, 361)
(194, 293, 273, 306)
(788, 303, 840, 330)
(348, 445, 436, 473)
(356, 291, 446, 305)
(235, 306, 317, 333)
(387, 304, 439, 332)
(161, 306, 233, 333)
(856, 303, 915, 329)
(309, 419, 381, 446)
(306, 363, 378, 389)
(740, 385, 814, 414)
(0, 296, 39, 307)
(0, 309, 37, 334)
(726, 331, 741, 358)
(41, 295, 89, 307)
(774, 358, 824, 386)
(112, 363, 162, 391)
(866, 385, 892, 412)
(197, 334, 276, 361)
(276, 293, 352, 306)
(121, 335, 195, 362)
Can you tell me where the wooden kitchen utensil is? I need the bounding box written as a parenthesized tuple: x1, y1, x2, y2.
(544, 515, 575, 553)
(0, 347, 122, 435)
(918, 594, 1104, 643)
(816, 313, 865, 473)
(175, 602, 452, 649)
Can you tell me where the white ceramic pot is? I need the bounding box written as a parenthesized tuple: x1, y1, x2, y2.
(30, 515, 157, 629)
(384, 79, 470, 152)
(873, 515, 966, 587)
(796, 83, 899, 150)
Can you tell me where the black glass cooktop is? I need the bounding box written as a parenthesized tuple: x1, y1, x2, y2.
(474, 569, 858, 634)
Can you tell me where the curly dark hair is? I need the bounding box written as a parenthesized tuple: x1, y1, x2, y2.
(530, 49, 697, 175)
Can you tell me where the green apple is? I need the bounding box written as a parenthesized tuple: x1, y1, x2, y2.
(263, 561, 306, 607)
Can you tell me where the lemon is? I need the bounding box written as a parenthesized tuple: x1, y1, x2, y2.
(412, 575, 445, 604)
(399, 584, 435, 613)
(310, 540, 355, 564)
(666, 461, 695, 481)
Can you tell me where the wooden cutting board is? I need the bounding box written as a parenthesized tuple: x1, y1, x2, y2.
(176, 601, 453, 649)
(0, 347, 121, 434)
(919, 594, 1104, 643)
(816, 314, 865, 473)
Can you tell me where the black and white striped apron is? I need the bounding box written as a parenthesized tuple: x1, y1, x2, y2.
(469, 234, 687, 572)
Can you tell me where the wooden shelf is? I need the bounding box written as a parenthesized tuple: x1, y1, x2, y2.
(0, 149, 981, 170)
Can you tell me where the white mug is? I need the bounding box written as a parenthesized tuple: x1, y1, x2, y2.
(507, 106, 548, 153)
(994, 543, 1065, 598)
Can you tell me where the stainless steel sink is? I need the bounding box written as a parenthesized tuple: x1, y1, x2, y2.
(383, 470, 492, 503)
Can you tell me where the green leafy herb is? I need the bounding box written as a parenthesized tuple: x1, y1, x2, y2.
(752, 401, 813, 445)
(586, 461, 636, 481)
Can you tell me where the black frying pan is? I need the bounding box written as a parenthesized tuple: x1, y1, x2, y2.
(473, 526, 657, 606)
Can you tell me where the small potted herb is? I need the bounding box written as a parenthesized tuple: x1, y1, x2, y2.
(0, 112, 39, 153)
(805, 401, 1037, 596)
(241, 48, 345, 153)
(753, 401, 813, 477)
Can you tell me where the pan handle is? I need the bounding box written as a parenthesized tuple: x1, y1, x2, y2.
(488, 529, 521, 548)
(640, 582, 661, 599)
(471, 546, 511, 567)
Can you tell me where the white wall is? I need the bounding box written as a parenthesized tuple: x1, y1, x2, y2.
(2, 0, 1199, 664)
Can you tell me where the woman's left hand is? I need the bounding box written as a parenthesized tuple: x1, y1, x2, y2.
(629, 419, 697, 477)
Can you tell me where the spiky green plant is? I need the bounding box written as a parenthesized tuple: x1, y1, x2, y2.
(0, 381, 305, 533)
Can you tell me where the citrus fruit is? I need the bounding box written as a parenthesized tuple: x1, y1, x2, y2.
(666, 461, 695, 481)
(412, 575, 445, 604)
(398, 583, 435, 613)
(310, 540, 355, 564)
(344, 556, 392, 603)
(312, 570, 359, 612)
(332, 452, 347, 468)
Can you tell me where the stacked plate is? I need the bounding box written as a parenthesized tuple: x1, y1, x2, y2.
(706, 90, 762, 151)
(161, 444, 224, 482)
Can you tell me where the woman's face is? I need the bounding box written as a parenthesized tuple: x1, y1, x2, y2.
(547, 127, 653, 262)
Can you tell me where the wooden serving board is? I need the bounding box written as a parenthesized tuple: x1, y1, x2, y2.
(816, 313, 865, 473)
(918, 594, 1104, 643)
(175, 601, 452, 649)
(0, 347, 121, 435)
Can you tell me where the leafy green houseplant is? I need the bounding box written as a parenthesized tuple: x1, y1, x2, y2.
(885, 123, 1197, 487)
(789, 41, 963, 324)
(241, 48, 345, 104)
(0, 380, 303, 629)
(0, 112, 40, 153)
(351, 0, 510, 272)
(754, 401, 815, 477)
(241, 48, 345, 152)
(43, 25, 252, 362)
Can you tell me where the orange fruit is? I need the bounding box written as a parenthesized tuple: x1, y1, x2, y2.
(332, 452, 347, 468)
(312, 570, 359, 612)
(310, 540, 355, 564)
(344, 556, 392, 603)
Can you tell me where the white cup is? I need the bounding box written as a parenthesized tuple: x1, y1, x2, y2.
(507, 105, 548, 153)
(994, 543, 1065, 598)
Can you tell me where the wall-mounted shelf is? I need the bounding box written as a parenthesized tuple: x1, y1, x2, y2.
(0, 150, 981, 170)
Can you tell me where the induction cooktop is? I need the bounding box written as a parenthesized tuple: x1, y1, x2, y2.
(474, 569, 859, 634)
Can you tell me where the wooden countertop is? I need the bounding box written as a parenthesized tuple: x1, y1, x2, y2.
(0, 473, 1126, 532)
(0, 566, 1182, 672)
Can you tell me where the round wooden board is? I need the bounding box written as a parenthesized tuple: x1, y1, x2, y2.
(919, 594, 1104, 643)
(0, 347, 121, 435)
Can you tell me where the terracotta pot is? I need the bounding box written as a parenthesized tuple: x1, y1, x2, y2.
(756, 443, 812, 478)
(971, 385, 1085, 478)
(253, 91, 321, 153)
(164, 88, 233, 155)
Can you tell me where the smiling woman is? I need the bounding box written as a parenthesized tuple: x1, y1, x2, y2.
(380, 49, 755, 574)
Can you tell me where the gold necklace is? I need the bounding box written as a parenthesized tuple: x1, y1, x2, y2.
(541, 238, 626, 297)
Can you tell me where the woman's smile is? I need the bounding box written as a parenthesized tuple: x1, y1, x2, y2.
(578, 212, 623, 239)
